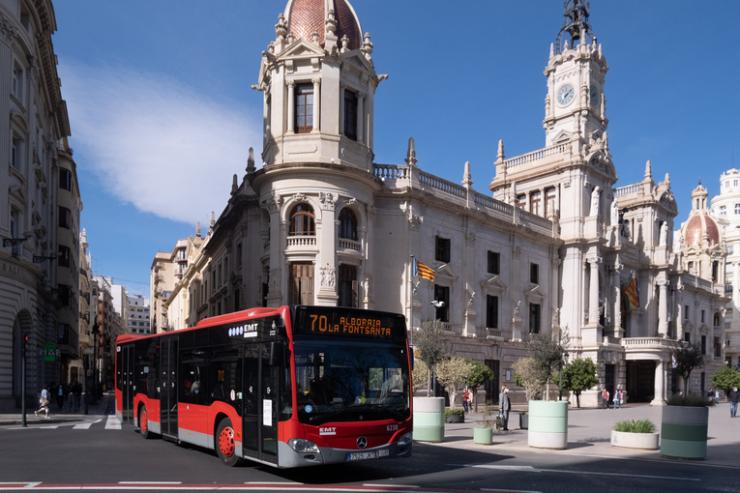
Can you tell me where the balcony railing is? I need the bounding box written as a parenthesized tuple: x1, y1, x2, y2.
(621, 337, 681, 350)
(286, 235, 317, 248)
(338, 238, 361, 252)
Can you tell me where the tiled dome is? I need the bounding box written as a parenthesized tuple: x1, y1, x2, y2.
(685, 212, 720, 248)
(285, 0, 362, 50)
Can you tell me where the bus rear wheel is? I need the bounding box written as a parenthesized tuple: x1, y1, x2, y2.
(139, 406, 151, 439)
(215, 418, 241, 467)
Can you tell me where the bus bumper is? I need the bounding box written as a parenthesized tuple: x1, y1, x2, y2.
(278, 433, 412, 468)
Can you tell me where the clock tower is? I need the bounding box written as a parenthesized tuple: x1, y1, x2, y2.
(544, 0, 608, 147)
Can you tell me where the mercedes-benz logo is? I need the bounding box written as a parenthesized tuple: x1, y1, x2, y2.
(356, 436, 368, 449)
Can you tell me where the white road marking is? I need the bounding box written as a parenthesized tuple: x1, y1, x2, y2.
(118, 482, 182, 485)
(73, 419, 102, 430)
(105, 415, 121, 430)
(457, 463, 700, 482)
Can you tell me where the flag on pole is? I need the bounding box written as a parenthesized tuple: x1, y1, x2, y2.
(411, 256, 436, 282)
(623, 275, 640, 312)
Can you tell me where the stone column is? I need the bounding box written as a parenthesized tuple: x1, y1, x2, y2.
(658, 280, 669, 338)
(651, 359, 667, 406)
(315, 193, 337, 306)
(588, 258, 601, 326)
(357, 95, 365, 144)
(287, 81, 295, 134)
(613, 267, 623, 339)
(267, 195, 284, 306)
(312, 78, 321, 132)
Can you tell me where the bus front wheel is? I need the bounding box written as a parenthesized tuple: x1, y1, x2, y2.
(138, 406, 151, 439)
(215, 418, 241, 467)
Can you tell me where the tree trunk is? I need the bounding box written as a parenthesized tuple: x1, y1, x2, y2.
(575, 392, 581, 408)
(473, 387, 479, 412)
(545, 378, 551, 401)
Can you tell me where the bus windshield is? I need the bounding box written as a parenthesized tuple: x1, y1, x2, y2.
(295, 341, 410, 425)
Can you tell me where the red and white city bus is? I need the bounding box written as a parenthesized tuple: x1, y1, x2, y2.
(115, 305, 412, 468)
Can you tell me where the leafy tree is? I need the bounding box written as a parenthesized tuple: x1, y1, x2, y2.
(711, 366, 740, 393)
(465, 360, 494, 412)
(528, 332, 568, 400)
(561, 358, 599, 408)
(513, 357, 546, 401)
(415, 320, 450, 395)
(412, 358, 430, 392)
(436, 357, 472, 408)
(673, 343, 704, 394)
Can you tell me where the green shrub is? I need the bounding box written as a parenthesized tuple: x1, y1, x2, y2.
(614, 419, 656, 434)
(445, 407, 465, 419)
(667, 394, 710, 407)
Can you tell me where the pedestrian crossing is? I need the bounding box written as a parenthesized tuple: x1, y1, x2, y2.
(2, 415, 123, 431)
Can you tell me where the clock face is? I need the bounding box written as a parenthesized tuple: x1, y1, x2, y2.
(557, 83, 575, 107)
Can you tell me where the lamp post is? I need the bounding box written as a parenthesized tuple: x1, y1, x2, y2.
(21, 334, 29, 427)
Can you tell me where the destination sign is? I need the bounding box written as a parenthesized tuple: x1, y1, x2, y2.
(293, 306, 406, 343)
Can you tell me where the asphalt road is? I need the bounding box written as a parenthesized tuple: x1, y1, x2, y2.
(0, 416, 737, 493)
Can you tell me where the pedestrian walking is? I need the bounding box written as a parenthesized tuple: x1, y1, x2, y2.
(601, 387, 610, 409)
(499, 385, 511, 431)
(729, 386, 739, 418)
(34, 386, 50, 418)
(462, 388, 470, 413)
(612, 387, 621, 409)
(56, 383, 65, 410)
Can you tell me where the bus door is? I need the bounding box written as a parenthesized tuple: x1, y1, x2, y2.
(160, 337, 178, 438)
(122, 345, 134, 422)
(242, 342, 278, 463)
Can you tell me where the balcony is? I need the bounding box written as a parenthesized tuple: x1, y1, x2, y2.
(622, 337, 681, 353)
(286, 235, 317, 254)
(338, 238, 361, 252)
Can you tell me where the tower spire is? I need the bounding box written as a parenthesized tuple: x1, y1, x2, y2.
(556, 0, 595, 52)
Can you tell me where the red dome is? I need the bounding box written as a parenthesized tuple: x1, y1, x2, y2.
(286, 0, 362, 50)
(685, 212, 720, 248)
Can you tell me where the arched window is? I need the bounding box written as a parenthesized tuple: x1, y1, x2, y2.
(338, 208, 357, 240)
(289, 203, 315, 236)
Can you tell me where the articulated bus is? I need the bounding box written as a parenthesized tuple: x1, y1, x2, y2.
(115, 305, 412, 468)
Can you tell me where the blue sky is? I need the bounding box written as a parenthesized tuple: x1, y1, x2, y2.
(53, 1, 740, 296)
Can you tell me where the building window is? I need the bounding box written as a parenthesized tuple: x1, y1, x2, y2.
(530, 263, 539, 284)
(58, 245, 71, 267)
(12, 61, 23, 101)
(338, 208, 358, 241)
(343, 89, 358, 140)
(236, 243, 242, 268)
(11, 134, 23, 169)
(59, 168, 72, 191)
(435, 236, 451, 263)
(10, 208, 21, 256)
(294, 83, 314, 133)
(530, 191, 542, 216)
(684, 332, 691, 343)
(712, 261, 719, 283)
(714, 337, 722, 358)
(529, 303, 541, 334)
(487, 251, 500, 275)
(338, 264, 358, 308)
(701, 335, 707, 355)
(720, 206, 727, 216)
(57, 285, 72, 307)
(58, 206, 72, 229)
(289, 203, 315, 236)
(433, 284, 450, 322)
(289, 262, 314, 305)
(701, 310, 705, 324)
(486, 295, 499, 329)
(735, 204, 740, 215)
(714, 312, 721, 327)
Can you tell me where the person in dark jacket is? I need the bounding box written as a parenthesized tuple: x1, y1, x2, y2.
(499, 385, 512, 431)
(730, 386, 739, 418)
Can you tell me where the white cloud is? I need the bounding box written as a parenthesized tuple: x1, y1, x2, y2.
(60, 63, 261, 224)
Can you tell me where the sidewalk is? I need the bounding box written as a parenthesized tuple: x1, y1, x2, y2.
(432, 403, 740, 469)
(0, 394, 114, 426)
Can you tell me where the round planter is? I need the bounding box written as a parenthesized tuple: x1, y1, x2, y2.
(660, 405, 708, 460)
(610, 430, 659, 450)
(473, 426, 493, 445)
(527, 400, 568, 450)
(413, 397, 445, 442)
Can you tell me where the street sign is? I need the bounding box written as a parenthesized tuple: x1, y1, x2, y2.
(43, 342, 58, 363)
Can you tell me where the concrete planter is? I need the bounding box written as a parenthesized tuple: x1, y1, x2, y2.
(519, 412, 528, 430)
(473, 426, 493, 445)
(661, 405, 708, 460)
(611, 430, 659, 450)
(528, 400, 568, 449)
(412, 397, 445, 442)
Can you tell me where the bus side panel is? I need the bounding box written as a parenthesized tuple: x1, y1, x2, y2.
(133, 393, 162, 434)
(178, 401, 242, 455)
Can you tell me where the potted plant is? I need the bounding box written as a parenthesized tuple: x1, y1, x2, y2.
(473, 417, 494, 445)
(611, 419, 659, 450)
(560, 358, 599, 408)
(661, 394, 709, 459)
(412, 321, 449, 442)
(513, 357, 545, 430)
(522, 333, 569, 449)
(465, 359, 494, 413)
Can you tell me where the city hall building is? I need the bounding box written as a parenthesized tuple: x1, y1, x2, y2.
(154, 0, 727, 407)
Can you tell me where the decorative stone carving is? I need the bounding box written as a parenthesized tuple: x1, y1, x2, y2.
(590, 186, 601, 217)
(319, 192, 336, 210)
(292, 192, 307, 203)
(659, 221, 668, 247)
(320, 263, 336, 289)
(511, 300, 523, 341)
(0, 11, 17, 43)
(610, 198, 619, 227)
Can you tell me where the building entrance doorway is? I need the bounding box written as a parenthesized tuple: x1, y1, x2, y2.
(626, 360, 655, 403)
(289, 263, 314, 305)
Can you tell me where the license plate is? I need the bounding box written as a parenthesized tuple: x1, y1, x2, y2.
(346, 448, 390, 461)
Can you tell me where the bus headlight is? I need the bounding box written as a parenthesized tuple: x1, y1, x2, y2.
(288, 438, 320, 454)
(397, 432, 412, 447)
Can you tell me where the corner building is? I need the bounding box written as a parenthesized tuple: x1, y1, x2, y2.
(156, 0, 726, 406)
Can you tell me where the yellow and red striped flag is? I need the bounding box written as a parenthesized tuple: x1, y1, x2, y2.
(623, 275, 640, 311)
(412, 256, 436, 282)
